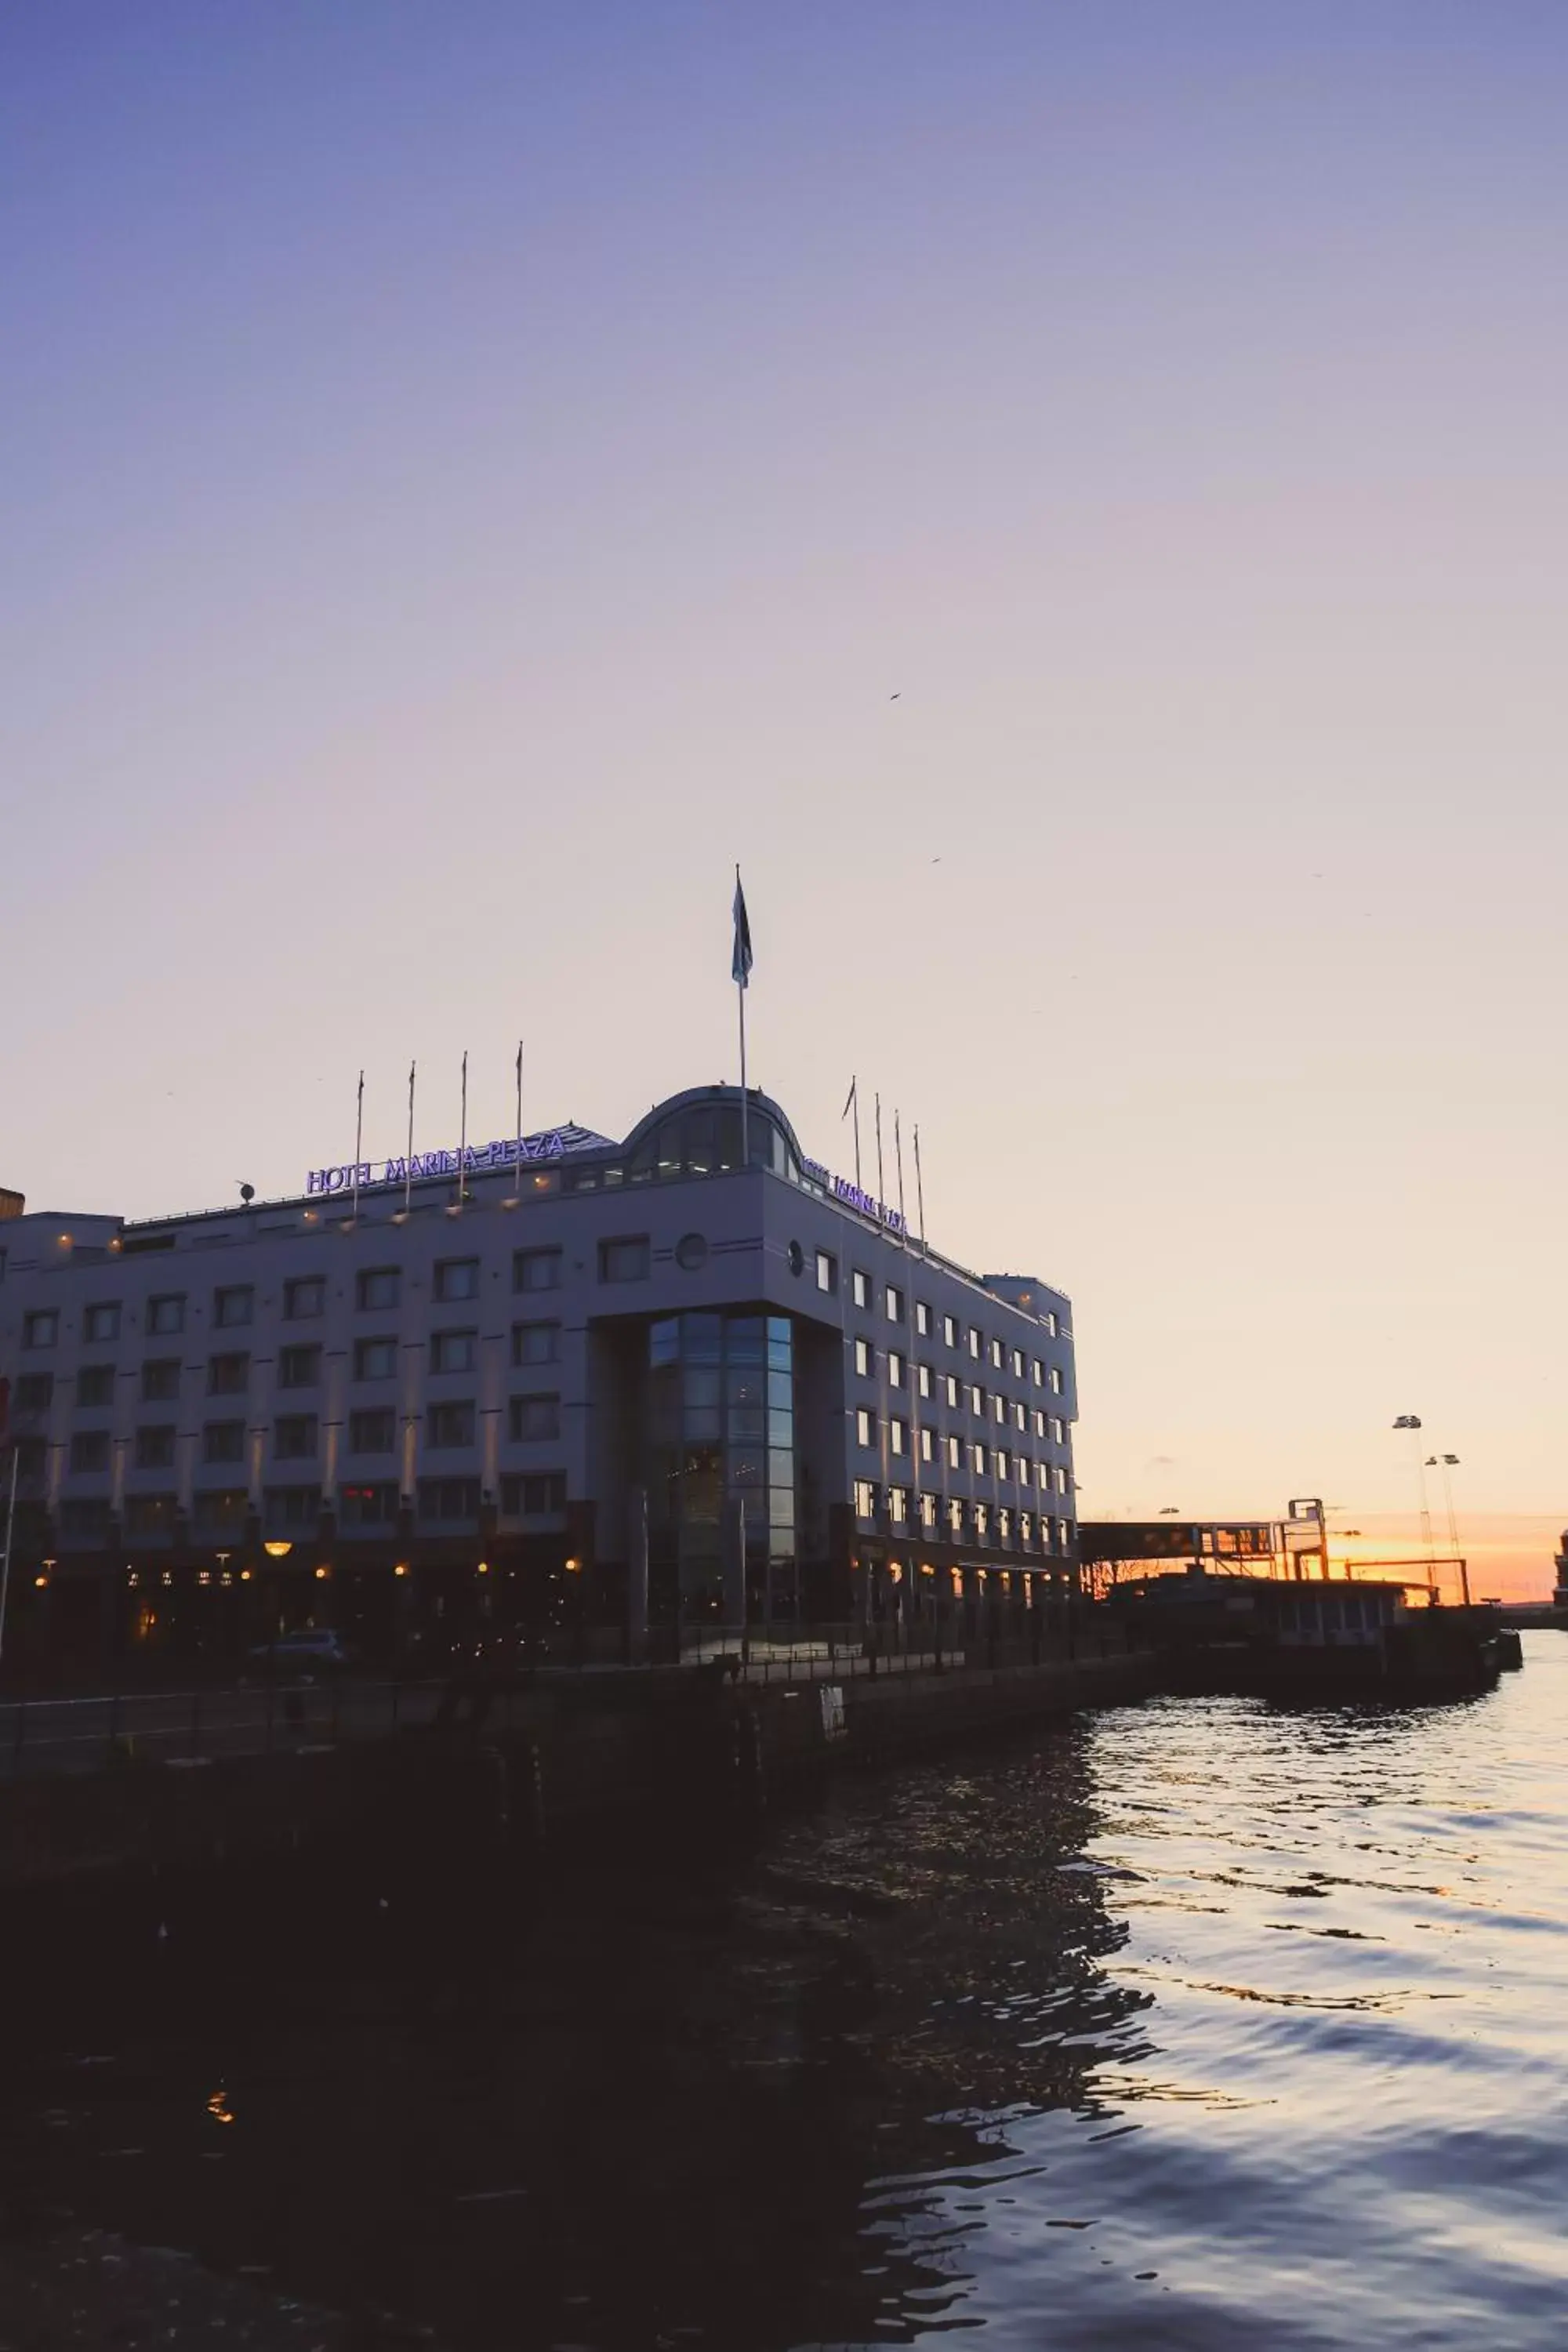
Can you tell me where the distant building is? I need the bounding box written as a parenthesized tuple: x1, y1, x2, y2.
(0, 1086, 1077, 1662)
(0, 1187, 24, 1222)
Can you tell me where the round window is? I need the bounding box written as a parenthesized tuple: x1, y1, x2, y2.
(786, 1240, 804, 1276)
(675, 1232, 709, 1272)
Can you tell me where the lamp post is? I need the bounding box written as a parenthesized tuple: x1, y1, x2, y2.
(1392, 1417, 1436, 1590)
(1425, 1454, 1468, 1607)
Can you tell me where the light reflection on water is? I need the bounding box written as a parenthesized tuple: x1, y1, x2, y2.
(4, 1637, 1567, 2349)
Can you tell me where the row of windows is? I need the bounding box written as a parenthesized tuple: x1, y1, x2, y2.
(851, 1479, 1072, 1544)
(833, 1265, 1062, 1352)
(54, 1472, 569, 1540)
(12, 1323, 566, 1416)
(851, 1409, 1071, 1489)
(847, 1343, 1067, 1425)
(14, 1244, 652, 1353)
(21, 1392, 568, 1479)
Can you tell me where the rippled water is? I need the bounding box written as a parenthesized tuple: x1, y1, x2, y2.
(4, 1635, 1567, 2350)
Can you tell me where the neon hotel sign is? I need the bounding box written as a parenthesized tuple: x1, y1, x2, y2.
(800, 1156, 905, 1236)
(306, 1130, 574, 1196)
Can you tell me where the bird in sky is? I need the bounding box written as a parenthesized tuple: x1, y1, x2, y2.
(889, 692, 901, 700)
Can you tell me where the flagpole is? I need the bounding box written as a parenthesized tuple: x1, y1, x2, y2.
(405, 1061, 416, 1217)
(739, 979, 748, 1167)
(894, 1110, 908, 1251)
(913, 1122, 927, 1258)
(458, 1049, 468, 1203)
(0, 1446, 18, 1668)
(514, 1040, 524, 1197)
(732, 864, 752, 1169)
(874, 1091, 885, 1225)
(351, 1070, 364, 1222)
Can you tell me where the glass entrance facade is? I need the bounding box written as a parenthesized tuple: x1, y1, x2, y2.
(645, 1311, 797, 1624)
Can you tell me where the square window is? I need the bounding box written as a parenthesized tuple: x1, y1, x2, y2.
(419, 1476, 481, 1523)
(202, 1421, 245, 1465)
(16, 1372, 54, 1412)
(815, 1250, 837, 1294)
(213, 1286, 253, 1329)
(915, 1301, 931, 1338)
(22, 1311, 57, 1348)
(349, 1406, 397, 1454)
(430, 1329, 477, 1374)
(83, 1302, 120, 1342)
(70, 1429, 110, 1475)
(141, 1359, 181, 1403)
(884, 1284, 903, 1323)
(434, 1258, 479, 1303)
(278, 1345, 321, 1388)
(354, 1336, 397, 1380)
(76, 1366, 114, 1409)
(285, 1276, 325, 1319)
(887, 1350, 904, 1388)
(358, 1268, 401, 1312)
(60, 1498, 111, 1539)
(855, 1406, 875, 1447)
(341, 1481, 400, 1526)
(512, 1321, 561, 1367)
(135, 1425, 176, 1471)
(853, 1338, 873, 1378)
(503, 1469, 568, 1515)
(600, 1236, 649, 1283)
(209, 1352, 249, 1396)
(510, 1392, 560, 1442)
(514, 1247, 561, 1293)
(274, 1414, 318, 1460)
(428, 1399, 476, 1448)
(147, 1294, 185, 1336)
(264, 1484, 321, 1530)
(851, 1270, 870, 1310)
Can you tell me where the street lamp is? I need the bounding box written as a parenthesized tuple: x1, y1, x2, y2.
(1392, 1417, 1436, 1572)
(1425, 1453, 1468, 1606)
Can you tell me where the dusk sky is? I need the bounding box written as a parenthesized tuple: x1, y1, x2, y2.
(5, 5, 1565, 1587)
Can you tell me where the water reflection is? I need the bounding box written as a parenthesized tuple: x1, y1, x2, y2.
(4, 1646, 1568, 2348)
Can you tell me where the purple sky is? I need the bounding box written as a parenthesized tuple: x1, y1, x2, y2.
(5, 4, 1566, 1544)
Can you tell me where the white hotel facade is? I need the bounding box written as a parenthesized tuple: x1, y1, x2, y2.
(0, 1085, 1077, 1663)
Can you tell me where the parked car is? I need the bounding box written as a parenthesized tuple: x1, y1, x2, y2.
(246, 1628, 358, 1678)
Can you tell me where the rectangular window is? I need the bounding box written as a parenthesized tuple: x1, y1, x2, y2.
(512, 1320, 561, 1367)
(815, 1249, 837, 1294)
(887, 1350, 904, 1388)
(213, 1285, 254, 1329)
(993, 1393, 1006, 1425)
(502, 1470, 568, 1515)
(340, 1482, 400, 1526)
(76, 1366, 114, 1409)
(970, 1385, 984, 1417)
(919, 1491, 938, 1531)
(434, 1258, 479, 1303)
(851, 1270, 870, 1310)
(284, 1276, 325, 1319)
(264, 1484, 321, 1530)
(972, 1442, 987, 1475)
(69, 1430, 110, 1475)
(996, 1447, 1010, 1481)
(946, 1433, 961, 1471)
(967, 1327, 982, 1360)
(1011, 1347, 1025, 1378)
(1038, 1461, 1052, 1490)
(1013, 1401, 1025, 1431)
(1056, 1465, 1069, 1495)
(853, 1478, 877, 1519)
(141, 1359, 181, 1403)
(22, 1311, 57, 1349)
(944, 1373, 960, 1409)
(947, 1496, 964, 1537)
(853, 1338, 873, 1378)
(60, 1497, 111, 1540)
(430, 1329, 477, 1375)
(942, 1314, 957, 1348)
(1034, 1408, 1047, 1439)
(419, 1475, 481, 1522)
(1051, 1416, 1065, 1443)
(974, 1501, 989, 1539)
(125, 1493, 178, 1537)
(357, 1267, 401, 1311)
(915, 1301, 931, 1338)
(278, 1344, 321, 1388)
(599, 1236, 650, 1283)
(885, 1283, 903, 1323)
(208, 1353, 249, 1396)
(1031, 1358, 1043, 1386)
(354, 1336, 397, 1380)
(83, 1301, 121, 1342)
(889, 1486, 908, 1526)
(855, 1406, 875, 1447)
(348, 1406, 397, 1454)
(16, 1372, 54, 1412)
(514, 1247, 562, 1293)
(13, 1436, 45, 1483)
(917, 1363, 933, 1400)
(428, 1399, 476, 1448)
(202, 1420, 245, 1465)
(274, 1414, 318, 1461)
(134, 1425, 176, 1471)
(510, 1393, 561, 1442)
(147, 1294, 185, 1336)
(989, 1337, 1004, 1370)
(889, 1417, 906, 1457)
(1018, 1457, 1032, 1489)
(1050, 1367, 1064, 1396)
(920, 1425, 935, 1463)
(1046, 1312, 1059, 1338)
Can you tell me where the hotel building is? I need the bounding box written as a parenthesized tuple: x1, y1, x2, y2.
(0, 1086, 1076, 1661)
